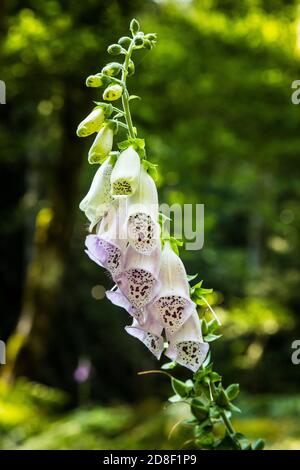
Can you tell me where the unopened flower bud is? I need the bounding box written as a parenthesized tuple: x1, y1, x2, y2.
(134, 35, 144, 47)
(143, 39, 152, 50)
(145, 33, 157, 41)
(118, 36, 131, 48)
(107, 44, 123, 55)
(88, 125, 114, 164)
(86, 74, 103, 87)
(130, 18, 140, 36)
(103, 84, 123, 101)
(128, 60, 135, 76)
(76, 107, 105, 138)
(102, 62, 122, 77)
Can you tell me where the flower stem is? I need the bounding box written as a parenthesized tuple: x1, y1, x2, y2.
(220, 408, 235, 435)
(121, 41, 135, 139)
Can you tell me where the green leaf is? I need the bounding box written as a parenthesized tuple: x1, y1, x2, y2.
(187, 273, 198, 282)
(195, 433, 215, 449)
(190, 280, 203, 294)
(202, 352, 211, 368)
(194, 364, 212, 383)
(195, 420, 212, 437)
(214, 432, 241, 450)
(142, 160, 158, 180)
(210, 371, 222, 383)
(185, 379, 194, 391)
(228, 402, 242, 413)
(183, 418, 198, 426)
(209, 404, 221, 419)
(108, 152, 119, 166)
(117, 140, 130, 150)
(234, 433, 251, 450)
(191, 398, 209, 421)
(113, 112, 124, 119)
(226, 383, 240, 401)
(171, 378, 189, 397)
(117, 137, 145, 156)
(128, 95, 141, 101)
(204, 333, 222, 342)
(171, 237, 183, 254)
(197, 287, 213, 296)
(207, 319, 219, 333)
(161, 361, 177, 370)
(168, 394, 182, 403)
(201, 319, 208, 336)
(194, 297, 207, 306)
(252, 438, 265, 450)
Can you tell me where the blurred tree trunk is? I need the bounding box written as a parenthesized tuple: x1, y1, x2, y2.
(2, 86, 83, 382)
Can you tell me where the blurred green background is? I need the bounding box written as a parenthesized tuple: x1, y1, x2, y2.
(0, 0, 300, 450)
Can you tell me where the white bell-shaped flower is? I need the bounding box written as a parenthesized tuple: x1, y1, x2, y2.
(149, 241, 194, 335)
(79, 157, 114, 230)
(85, 204, 127, 277)
(110, 146, 140, 197)
(125, 314, 164, 359)
(115, 245, 161, 310)
(125, 166, 160, 255)
(165, 310, 209, 372)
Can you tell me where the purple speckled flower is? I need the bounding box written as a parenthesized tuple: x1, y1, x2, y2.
(148, 242, 195, 335)
(124, 167, 160, 255)
(115, 245, 161, 310)
(165, 311, 209, 372)
(125, 314, 164, 359)
(85, 204, 127, 278)
(106, 287, 146, 324)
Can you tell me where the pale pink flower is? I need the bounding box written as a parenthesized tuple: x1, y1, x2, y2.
(148, 242, 194, 335)
(165, 311, 209, 372)
(85, 205, 127, 277)
(125, 314, 164, 359)
(115, 245, 161, 309)
(106, 287, 146, 324)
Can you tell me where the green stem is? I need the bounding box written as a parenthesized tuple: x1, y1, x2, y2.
(220, 408, 235, 435)
(121, 41, 135, 138)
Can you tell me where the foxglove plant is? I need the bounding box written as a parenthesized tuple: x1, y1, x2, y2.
(77, 19, 264, 451)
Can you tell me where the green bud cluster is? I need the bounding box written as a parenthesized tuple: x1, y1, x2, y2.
(76, 18, 157, 167)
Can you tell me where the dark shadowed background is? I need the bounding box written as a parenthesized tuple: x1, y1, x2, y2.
(0, 0, 300, 450)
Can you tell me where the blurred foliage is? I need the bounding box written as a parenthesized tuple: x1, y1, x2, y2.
(1, 380, 300, 449)
(0, 0, 300, 450)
